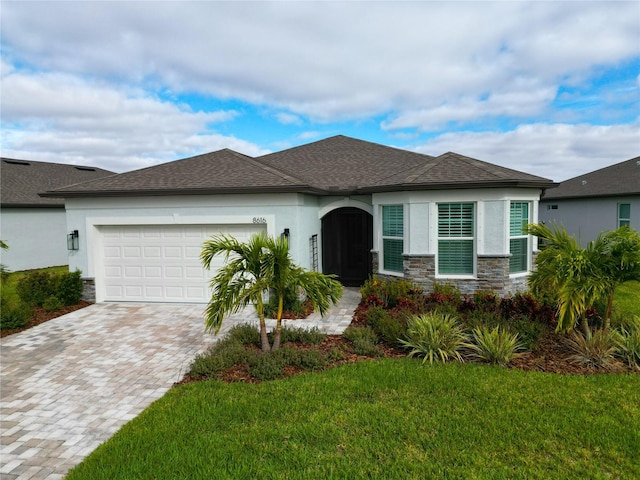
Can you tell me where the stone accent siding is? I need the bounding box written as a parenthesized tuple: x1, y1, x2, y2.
(373, 253, 529, 296)
(403, 255, 436, 291)
(81, 278, 96, 303)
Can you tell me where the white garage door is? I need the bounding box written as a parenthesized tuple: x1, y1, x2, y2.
(100, 224, 266, 303)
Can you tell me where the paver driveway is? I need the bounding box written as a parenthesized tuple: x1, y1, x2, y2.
(0, 289, 358, 480)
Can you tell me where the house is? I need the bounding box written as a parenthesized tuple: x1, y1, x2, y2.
(539, 156, 640, 244)
(0, 158, 114, 271)
(43, 135, 554, 303)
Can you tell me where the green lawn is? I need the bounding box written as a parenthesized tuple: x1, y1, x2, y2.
(615, 280, 640, 317)
(67, 359, 639, 480)
(5, 265, 68, 284)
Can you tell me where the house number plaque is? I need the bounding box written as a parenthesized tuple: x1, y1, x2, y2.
(252, 217, 267, 224)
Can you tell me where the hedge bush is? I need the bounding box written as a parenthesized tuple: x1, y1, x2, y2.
(16, 269, 83, 307)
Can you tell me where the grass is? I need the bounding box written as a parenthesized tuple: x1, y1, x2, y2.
(614, 280, 640, 317)
(67, 359, 640, 480)
(3, 265, 69, 297)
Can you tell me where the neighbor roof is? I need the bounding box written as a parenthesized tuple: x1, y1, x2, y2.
(542, 156, 640, 200)
(1, 158, 115, 207)
(43, 135, 554, 198)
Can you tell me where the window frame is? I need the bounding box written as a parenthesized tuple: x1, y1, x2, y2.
(509, 201, 531, 275)
(618, 203, 631, 228)
(436, 202, 475, 277)
(381, 204, 404, 274)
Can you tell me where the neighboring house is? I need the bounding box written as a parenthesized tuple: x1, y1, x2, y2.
(43, 135, 554, 303)
(0, 158, 114, 271)
(539, 156, 640, 245)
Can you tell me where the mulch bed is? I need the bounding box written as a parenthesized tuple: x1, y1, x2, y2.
(0, 301, 93, 338)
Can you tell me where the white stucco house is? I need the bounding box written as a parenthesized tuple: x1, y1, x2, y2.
(540, 156, 640, 245)
(0, 158, 114, 271)
(43, 136, 555, 303)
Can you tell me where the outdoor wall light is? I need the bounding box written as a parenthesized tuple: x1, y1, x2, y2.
(281, 228, 290, 241)
(67, 230, 79, 251)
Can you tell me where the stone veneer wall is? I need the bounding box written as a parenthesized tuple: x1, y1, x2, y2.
(372, 252, 531, 296)
(81, 278, 96, 303)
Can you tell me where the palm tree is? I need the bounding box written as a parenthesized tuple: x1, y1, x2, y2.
(262, 235, 343, 350)
(201, 232, 271, 351)
(201, 233, 343, 352)
(526, 223, 640, 336)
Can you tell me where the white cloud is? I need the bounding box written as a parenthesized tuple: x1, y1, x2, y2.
(410, 123, 640, 182)
(2, 1, 637, 123)
(0, 69, 265, 172)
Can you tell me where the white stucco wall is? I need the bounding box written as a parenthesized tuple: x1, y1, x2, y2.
(65, 193, 322, 279)
(0, 207, 69, 271)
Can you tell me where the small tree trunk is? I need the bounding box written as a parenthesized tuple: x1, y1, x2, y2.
(256, 298, 271, 352)
(272, 294, 284, 351)
(604, 291, 614, 332)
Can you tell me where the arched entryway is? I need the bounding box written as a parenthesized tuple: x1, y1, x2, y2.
(321, 207, 373, 286)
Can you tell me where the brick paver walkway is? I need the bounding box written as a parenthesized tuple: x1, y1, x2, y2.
(0, 288, 359, 479)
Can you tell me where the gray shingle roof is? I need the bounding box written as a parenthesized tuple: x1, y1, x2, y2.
(45, 149, 314, 197)
(42, 135, 555, 198)
(1, 158, 115, 207)
(542, 156, 640, 200)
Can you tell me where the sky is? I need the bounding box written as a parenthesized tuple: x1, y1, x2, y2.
(1, 1, 639, 182)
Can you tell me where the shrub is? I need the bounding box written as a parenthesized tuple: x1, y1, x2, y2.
(399, 312, 467, 364)
(425, 283, 461, 307)
(465, 325, 524, 366)
(463, 310, 544, 352)
(365, 306, 390, 328)
(15, 269, 83, 307)
(247, 351, 287, 381)
(56, 270, 83, 306)
(327, 347, 346, 362)
(189, 335, 256, 379)
(270, 326, 325, 345)
(505, 316, 545, 352)
(43, 296, 63, 312)
(360, 276, 422, 308)
(0, 289, 32, 330)
(289, 348, 329, 371)
(473, 290, 499, 312)
(566, 329, 622, 369)
(343, 326, 382, 356)
(616, 316, 640, 370)
(376, 312, 409, 347)
(226, 323, 261, 346)
(16, 271, 55, 307)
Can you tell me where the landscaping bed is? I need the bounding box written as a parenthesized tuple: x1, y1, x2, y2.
(0, 300, 93, 338)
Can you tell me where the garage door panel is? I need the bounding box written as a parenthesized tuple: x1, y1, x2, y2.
(143, 266, 162, 278)
(143, 246, 161, 258)
(165, 266, 183, 278)
(123, 246, 142, 258)
(124, 266, 142, 278)
(100, 224, 265, 302)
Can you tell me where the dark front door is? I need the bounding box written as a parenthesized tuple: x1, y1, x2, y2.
(322, 207, 373, 286)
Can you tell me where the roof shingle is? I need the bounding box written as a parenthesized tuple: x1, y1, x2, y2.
(542, 156, 640, 200)
(42, 135, 555, 198)
(46, 149, 313, 197)
(1, 158, 115, 207)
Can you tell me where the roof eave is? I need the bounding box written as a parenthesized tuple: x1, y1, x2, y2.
(1, 202, 65, 209)
(541, 191, 640, 201)
(40, 184, 324, 198)
(358, 180, 556, 194)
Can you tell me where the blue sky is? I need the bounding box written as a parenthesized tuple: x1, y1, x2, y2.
(1, 1, 638, 181)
